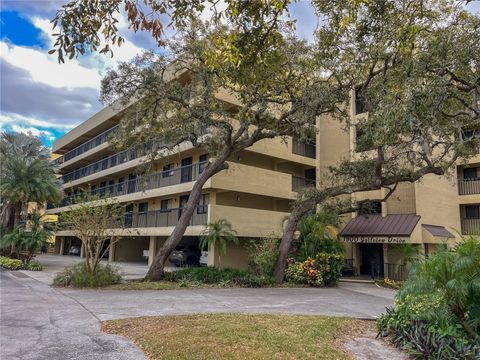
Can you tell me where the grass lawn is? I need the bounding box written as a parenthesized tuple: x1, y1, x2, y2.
(102, 314, 365, 360)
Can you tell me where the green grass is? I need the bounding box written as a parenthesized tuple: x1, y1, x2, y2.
(103, 314, 357, 360)
(105, 280, 307, 290)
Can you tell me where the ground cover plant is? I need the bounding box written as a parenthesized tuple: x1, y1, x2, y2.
(53, 262, 122, 288)
(377, 236, 480, 359)
(102, 314, 354, 360)
(0, 256, 43, 271)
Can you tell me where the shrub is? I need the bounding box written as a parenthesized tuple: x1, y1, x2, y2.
(163, 267, 270, 287)
(285, 257, 323, 286)
(0, 256, 23, 270)
(53, 262, 122, 288)
(377, 236, 480, 359)
(25, 261, 43, 271)
(285, 253, 343, 287)
(248, 237, 280, 278)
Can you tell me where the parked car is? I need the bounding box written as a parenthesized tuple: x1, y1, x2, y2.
(69, 245, 81, 256)
(169, 245, 200, 266)
(199, 250, 208, 266)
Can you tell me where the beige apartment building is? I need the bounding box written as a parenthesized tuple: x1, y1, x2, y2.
(47, 91, 479, 279)
(47, 98, 316, 268)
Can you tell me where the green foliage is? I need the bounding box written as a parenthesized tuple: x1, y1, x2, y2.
(199, 219, 238, 255)
(25, 261, 43, 271)
(162, 267, 270, 287)
(248, 237, 280, 278)
(295, 212, 344, 262)
(0, 211, 55, 262)
(0, 256, 24, 270)
(53, 262, 122, 288)
(285, 253, 344, 287)
(378, 236, 480, 358)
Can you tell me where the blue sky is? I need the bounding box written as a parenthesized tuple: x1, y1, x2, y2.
(0, 1, 478, 148)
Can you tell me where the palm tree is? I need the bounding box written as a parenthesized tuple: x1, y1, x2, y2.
(0, 132, 62, 231)
(199, 219, 239, 267)
(400, 236, 480, 340)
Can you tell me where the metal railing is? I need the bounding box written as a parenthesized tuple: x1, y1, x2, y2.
(461, 218, 480, 235)
(54, 125, 118, 165)
(458, 179, 480, 195)
(115, 207, 208, 229)
(292, 138, 316, 159)
(384, 263, 406, 281)
(61, 142, 160, 183)
(292, 176, 316, 192)
(57, 161, 208, 208)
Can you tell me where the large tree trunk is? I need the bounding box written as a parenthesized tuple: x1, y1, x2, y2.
(145, 152, 230, 281)
(273, 201, 313, 283)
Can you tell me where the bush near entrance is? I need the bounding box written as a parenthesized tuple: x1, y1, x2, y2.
(377, 236, 480, 359)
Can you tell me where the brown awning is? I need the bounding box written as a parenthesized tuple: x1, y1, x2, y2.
(340, 214, 420, 237)
(422, 224, 454, 238)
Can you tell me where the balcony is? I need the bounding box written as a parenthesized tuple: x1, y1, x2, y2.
(54, 125, 118, 165)
(61, 142, 156, 183)
(292, 176, 316, 192)
(458, 179, 480, 195)
(292, 138, 316, 159)
(461, 218, 480, 235)
(57, 161, 208, 208)
(114, 206, 208, 229)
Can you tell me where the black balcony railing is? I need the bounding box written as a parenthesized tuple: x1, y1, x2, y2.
(458, 179, 480, 195)
(291, 176, 316, 192)
(57, 161, 208, 208)
(292, 138, 316, 159)
(461, 218, 480, 235)
(115, 207, 208, 229)
(61, 142, 161, 183)
(54, 125, 118, 165)
(384, 263, 407, 281)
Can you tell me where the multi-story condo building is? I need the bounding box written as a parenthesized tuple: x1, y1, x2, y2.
(47, 91, 479, 279)
(47, 95, 316, 268)
(318, 92, 478, 280)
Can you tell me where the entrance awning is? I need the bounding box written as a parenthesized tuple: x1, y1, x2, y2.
(340, 214, 421, 237)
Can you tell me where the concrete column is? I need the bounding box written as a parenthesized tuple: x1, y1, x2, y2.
(59, 237, 65, 255)
(80, 242, 85, 258)
(108, 242, 116, 262)
(148, 236, 157, 266)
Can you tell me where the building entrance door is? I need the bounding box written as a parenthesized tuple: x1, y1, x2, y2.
(359, 243, 384, 279)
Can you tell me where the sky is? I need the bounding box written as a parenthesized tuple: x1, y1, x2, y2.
(0, 1, 478, 147)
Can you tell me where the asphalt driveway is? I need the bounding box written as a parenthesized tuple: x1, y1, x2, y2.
(0, 269, 145, 360)
(1, 255, 396, 359)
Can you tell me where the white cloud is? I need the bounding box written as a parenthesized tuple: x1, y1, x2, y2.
(0, 41, 103, 89)
(0, 113, 76, 130)
(9, 124, 55, 141)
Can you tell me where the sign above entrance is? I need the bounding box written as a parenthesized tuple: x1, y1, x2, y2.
(341, 236, 408, 244)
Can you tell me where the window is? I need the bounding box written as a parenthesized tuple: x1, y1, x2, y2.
(463, 167, 479, 180)
(108, 180, 115, 194)
(138, 202, 148, 213)
(117, 177, 124, 192)
(465, 205, 480, 219)
(197, 194, 209, 214)
(355, 125, 375, 152)
(90, 185, 97, 195)
(358, 201, 382, 216)
(199, 154, 209, 174)
(355, 86, 366, 115)
(160, 199, 172, 212)
(162, 164, 174, 178)
(99, 181, 106, 195)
